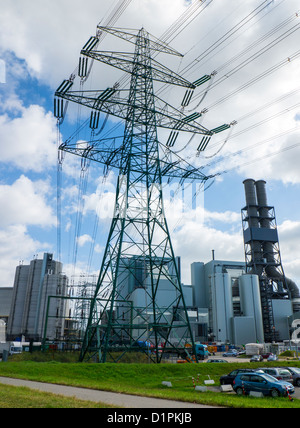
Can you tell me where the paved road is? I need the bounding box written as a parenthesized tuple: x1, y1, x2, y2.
(0, 377, 216, 408)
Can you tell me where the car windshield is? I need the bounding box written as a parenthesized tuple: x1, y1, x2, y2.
(280, 370, 291, 375)
(262, 374, 279, 383)
(290, 368, 300, 374)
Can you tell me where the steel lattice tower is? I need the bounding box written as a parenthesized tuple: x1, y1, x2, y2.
(55, 27, 226, 362)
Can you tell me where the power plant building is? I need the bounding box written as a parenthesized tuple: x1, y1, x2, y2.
(109, 179, 299, 347)
(190, 259, 293, 345)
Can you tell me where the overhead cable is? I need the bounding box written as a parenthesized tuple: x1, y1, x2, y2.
(204, 49, 300, 110)
(192, 18, 300, 103)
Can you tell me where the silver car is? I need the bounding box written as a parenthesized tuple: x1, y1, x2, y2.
(258, 367, 293, 383)
(282, 367, 300, 387)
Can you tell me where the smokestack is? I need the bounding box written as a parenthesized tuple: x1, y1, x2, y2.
(243, 179, 262, 273)
(255, 180, 269, 226)
(243, 179, 259, 227)
(255, 180, 274, 263)
(244, 179, 300, 301)
(256, 180, 299, 300)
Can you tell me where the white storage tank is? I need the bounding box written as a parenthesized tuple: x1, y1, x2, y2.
(210, 273, 233, 343)
(239, 274, 264, 343)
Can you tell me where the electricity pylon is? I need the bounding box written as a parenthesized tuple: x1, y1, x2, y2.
(55, 26, 226, 362)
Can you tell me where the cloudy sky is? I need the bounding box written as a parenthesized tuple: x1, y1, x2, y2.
(0, 0, 300, 289)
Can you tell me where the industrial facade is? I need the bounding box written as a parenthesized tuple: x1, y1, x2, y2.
(6, 253, 68, 342)
(2, 254, 297, 348)
(0, 179, 299, 351)
(190, 259, 294, 345)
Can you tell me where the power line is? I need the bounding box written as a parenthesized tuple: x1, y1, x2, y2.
(202, 124, 300, 172)
(205, 94, 300, 155)
(192, 16, 300, 103)
(180, 0, 279, 77)
(203, 49, 300, 110)
(215, 137, 300, 177)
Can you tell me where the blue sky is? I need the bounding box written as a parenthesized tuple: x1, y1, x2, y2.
(0, 0, 300, 289)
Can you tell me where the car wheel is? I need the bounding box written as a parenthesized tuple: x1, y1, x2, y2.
(296, 378, 300, 387)
(236, 387, 244, 396)
(270, 388, 280, 397)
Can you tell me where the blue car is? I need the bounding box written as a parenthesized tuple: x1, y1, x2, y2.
(233, 372, 294, 397)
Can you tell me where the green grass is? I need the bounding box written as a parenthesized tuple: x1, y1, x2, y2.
(0, 356, 300, 408)
(0, 383, 118, 408)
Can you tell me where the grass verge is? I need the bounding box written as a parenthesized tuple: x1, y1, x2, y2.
(0, 357, 300, 408)
(0, 383, 118, 408)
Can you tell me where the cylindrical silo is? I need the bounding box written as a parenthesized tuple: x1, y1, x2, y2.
(211, 273, 233, 343)
(239, 274, 264, 343)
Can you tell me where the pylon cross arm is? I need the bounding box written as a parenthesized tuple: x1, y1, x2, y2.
(55, 89, 212, 135)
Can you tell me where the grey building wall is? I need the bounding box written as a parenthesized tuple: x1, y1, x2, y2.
(7, 265, 30, 338)
(7, 253, 68, 341)
(272, 299, 293, 341)
(232, 317, 256, 345)
(0, 288, 13, 341)
(0, 288, 13, 318)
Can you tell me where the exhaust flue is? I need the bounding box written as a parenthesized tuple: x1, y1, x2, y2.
(243, 179, 299, 300)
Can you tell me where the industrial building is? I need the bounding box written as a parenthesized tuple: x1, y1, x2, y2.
(189, 179, 300, 346)
(6, 253, 68, 342)
(0, 180, 298, 352)
(107, 178, 300, 348)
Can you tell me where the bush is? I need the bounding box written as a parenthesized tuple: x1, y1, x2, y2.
(279, 350, 295, 358)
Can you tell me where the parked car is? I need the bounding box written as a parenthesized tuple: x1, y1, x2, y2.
(279, 367, 300, 387)
(267, 353, 278, 361)
(261, 352, 272, 359)
(220, 369, 263, 386)
(222, 350, 238, 357)
(250, 354, 263, 362)
(233, 372, 295, 397)
(258, 367, 293, 382)
(206, 358, 228, 363)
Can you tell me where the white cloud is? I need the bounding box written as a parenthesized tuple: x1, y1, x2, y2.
(278, 220, 300, 285)
(0, 104, 58, 172)
(172, 220, 244, 284)
(77, 234, 93, 247)
(0, 175, 56, 228)
(0, 0, 300, 292)
(204, 209, 240, 225)
(0, 175, 56, 286)
(0, 0, 188, 87)
(0, 225, 50, 287)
